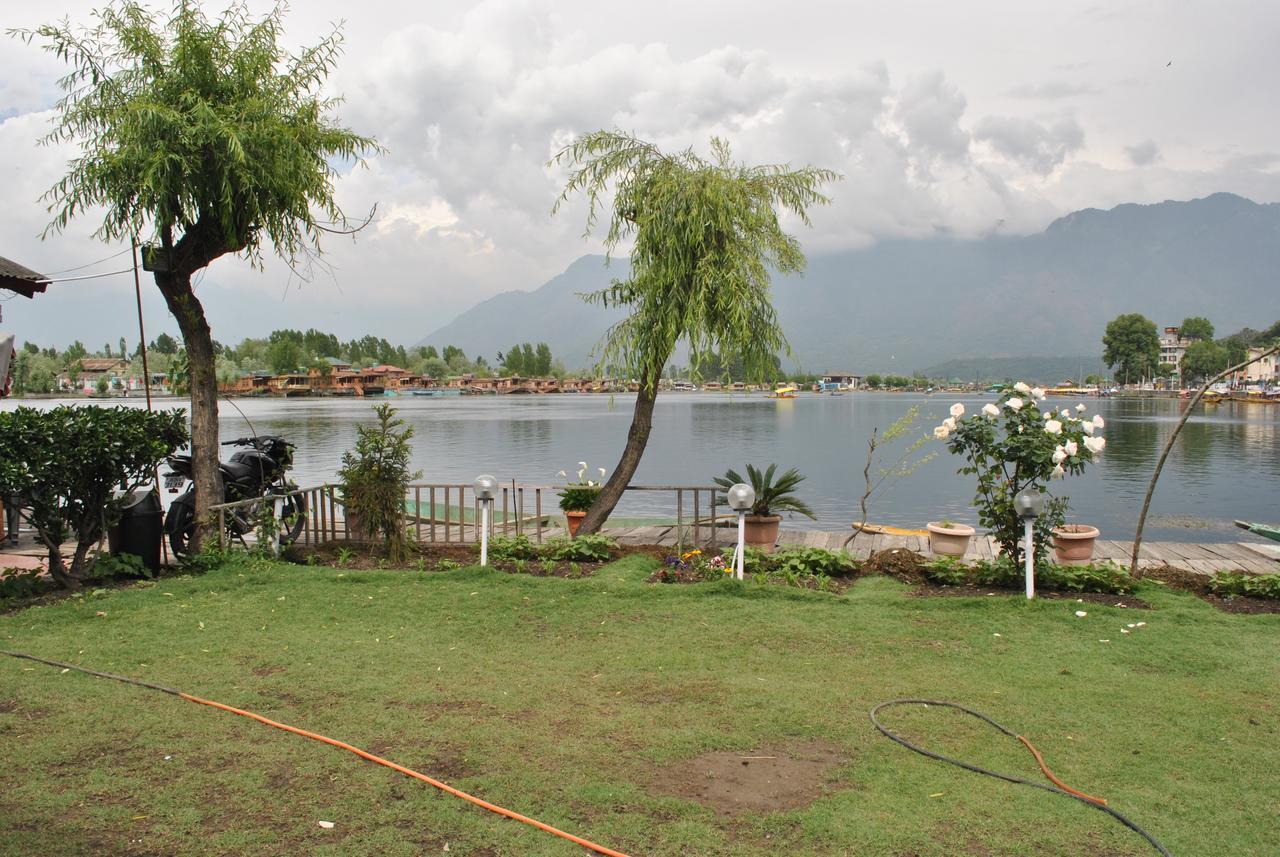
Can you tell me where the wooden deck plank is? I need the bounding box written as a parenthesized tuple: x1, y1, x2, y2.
(1239, 542, 1280, 563)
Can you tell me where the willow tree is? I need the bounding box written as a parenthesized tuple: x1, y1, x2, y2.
(17, 2, 379, 551)
(551, 131, 837, 533)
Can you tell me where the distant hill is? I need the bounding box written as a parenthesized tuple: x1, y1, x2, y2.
(920, 356, 1110, 385)
(419, 193, 1280, 373)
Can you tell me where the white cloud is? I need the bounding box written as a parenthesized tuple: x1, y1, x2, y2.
(0, 0, 1277, 348)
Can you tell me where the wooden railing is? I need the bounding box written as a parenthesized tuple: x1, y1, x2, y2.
(210, 482, 723, 552)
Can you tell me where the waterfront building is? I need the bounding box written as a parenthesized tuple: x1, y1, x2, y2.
(1234, 346, 1278, 386)
(1159, 327, 1191, 376)
(821, 373, 863, 391)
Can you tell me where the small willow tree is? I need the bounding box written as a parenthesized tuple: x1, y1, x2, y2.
(15, 2, 379, 551)
(551, 131, 837, 533)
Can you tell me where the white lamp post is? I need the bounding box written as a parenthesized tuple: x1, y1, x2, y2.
(1014, 490, 1045, 599)
(474, 474, 498, 567)
(726, 483, 755, 580)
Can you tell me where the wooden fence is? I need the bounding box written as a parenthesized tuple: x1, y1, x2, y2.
(209, 482, 723, 551)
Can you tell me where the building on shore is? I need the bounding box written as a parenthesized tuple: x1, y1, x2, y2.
(1159, 327, 1191, 376)
(820, 373, 863, 391)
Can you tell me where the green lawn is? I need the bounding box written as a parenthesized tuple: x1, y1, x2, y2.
(1, 556, 1275, 856)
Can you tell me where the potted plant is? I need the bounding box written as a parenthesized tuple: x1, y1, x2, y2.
(926, 519, 976, 557)
(1052, 523, 1100, 565)
(337, 404, 421, 561)
(713, 464, 816, 554)
(557, 462, 605, 537)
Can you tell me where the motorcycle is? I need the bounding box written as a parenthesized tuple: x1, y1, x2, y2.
(163, 435, 307, 557)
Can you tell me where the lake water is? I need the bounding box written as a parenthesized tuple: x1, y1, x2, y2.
(5, 392, 1277, 543)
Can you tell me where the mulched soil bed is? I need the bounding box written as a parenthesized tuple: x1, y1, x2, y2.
(1143, 564, 1280, 614)
(912, 584, 1150, 609)
(289, 540, 665, 579)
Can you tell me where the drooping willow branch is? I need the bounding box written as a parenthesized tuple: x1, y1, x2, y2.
(1129, 343, 1280, 577)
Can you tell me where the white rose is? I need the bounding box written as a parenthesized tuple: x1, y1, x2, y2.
(1052, 447, 1067, 464)
(1051, 464, 1065, 479)
(1084, 436, 1106, 454)
(982, 403, 1000, 417)
(1014, 382, 1031, 394)
(1005, 397, 1024, 411)
(1044, 419, 1063, 435)
(1044, 411, 1053, 421)
(933, 425, 951, 440)
(950, 403, 965, 417)
(1031, 387, 1046, 400)
(1064, 440, 1079, 456)
(1076, 403, 1087, 413)
(942, 416, 957, 431)
(1060, 409, 1071, 418)
(1092, 415, 1105, 429)
(1082, 421, 1095, 436)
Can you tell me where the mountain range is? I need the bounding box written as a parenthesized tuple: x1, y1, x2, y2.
(418, 193, 1280, 375)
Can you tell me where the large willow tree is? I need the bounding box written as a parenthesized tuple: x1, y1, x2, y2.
(17, 2, 379, 551)
(551, 131, 837, 533)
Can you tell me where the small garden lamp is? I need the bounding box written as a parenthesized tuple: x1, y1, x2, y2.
(727, 483, 755, 580)
(474, 474, 498, 567)
(1014, 490, 1045, 599)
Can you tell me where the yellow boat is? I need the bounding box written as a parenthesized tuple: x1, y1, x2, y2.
(851, 522, 930, 536)
(767, 384, 799, 399)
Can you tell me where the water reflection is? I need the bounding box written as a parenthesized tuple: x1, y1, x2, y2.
(3, 393, 1275, 543)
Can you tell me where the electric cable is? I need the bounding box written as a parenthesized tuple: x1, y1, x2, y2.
(870, 699, 1172, 856)
(42, 247, 134, 276)
(2, 650, 631, 857)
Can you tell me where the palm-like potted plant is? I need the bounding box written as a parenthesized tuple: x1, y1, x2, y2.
(557, 462, 606, 537)
(713, 463, 815, 553)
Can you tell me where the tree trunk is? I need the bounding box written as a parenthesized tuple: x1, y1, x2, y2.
(578, 367, 660, 535)
(155, 269, 222, 555)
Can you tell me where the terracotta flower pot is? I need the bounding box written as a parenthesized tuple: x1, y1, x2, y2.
(1053, 524, 1099, 565)
(565, 510, 587, 537)
(743, 514, 782, 554)
(927, 521, 975, 558)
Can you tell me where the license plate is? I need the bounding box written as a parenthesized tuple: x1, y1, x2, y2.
(164, 474, 185, 491)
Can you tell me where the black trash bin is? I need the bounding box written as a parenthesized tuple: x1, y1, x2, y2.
(108, 487, 164, 573)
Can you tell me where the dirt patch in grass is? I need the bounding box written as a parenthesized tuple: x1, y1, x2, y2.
(649, 741, 845, 816)
(913, 584, 1150, 609)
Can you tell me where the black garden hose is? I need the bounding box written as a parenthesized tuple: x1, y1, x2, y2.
(870, 699, 1172, 856)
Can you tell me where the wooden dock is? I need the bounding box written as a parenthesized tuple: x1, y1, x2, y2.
(594, 525, 1280, 575)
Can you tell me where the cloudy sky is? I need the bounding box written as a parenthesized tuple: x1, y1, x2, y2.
(1, 0, 1277, 350)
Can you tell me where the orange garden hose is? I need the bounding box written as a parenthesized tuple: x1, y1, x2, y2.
(870, 699, 1170, 856)
(1016, 733, 1107, 806)
(2, 650, 631, 857)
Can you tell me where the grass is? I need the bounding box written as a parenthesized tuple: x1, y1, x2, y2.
(1, 555, 1276, 856)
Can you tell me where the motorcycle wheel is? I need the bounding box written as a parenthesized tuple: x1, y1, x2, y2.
(278, 490, 308, 547)
(167, 502, 196, 559)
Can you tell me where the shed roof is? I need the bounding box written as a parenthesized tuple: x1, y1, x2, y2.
(0, 255, 50, 299)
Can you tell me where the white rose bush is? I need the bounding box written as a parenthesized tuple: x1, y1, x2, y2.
(935, 385, 1105, 568)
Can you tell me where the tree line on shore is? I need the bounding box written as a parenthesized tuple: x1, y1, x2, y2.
(1103, 314, 1280, 385)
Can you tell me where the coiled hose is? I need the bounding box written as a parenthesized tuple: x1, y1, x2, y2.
(870, 699, 1171, 856)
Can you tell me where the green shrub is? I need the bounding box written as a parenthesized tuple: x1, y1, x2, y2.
(1211, 570, 1280, 599)
(923, 557, 968, 586)
(971, 557, 1021, 588)
(0, 405, 188, 588)
(1040, 561, 1132, 594)
(338, 404, 421, 563)
(545, 533, 615, 562)
(487, 534, 541, 561)
(0, 568, 52, 602)
(769, 547, 858, 577)
(92, 552, 152, 580)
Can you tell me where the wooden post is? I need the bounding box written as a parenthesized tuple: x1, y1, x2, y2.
(444, 486, 451, 543)
(535, 489, 543, 544)
(429, 487, 436, 543)
(676, 488, 684, 552)
(415, 486, 422, 543)
(693, 489, 701, 548)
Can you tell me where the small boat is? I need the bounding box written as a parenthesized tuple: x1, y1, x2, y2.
(1234, 521, 1280, 543)
(767, 384, 799, 399)
(851, 522, 930, 537)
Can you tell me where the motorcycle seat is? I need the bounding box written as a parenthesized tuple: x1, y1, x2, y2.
(220, 461, 258, 481)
